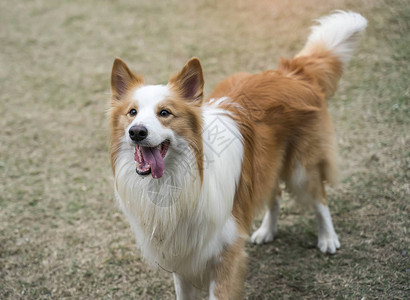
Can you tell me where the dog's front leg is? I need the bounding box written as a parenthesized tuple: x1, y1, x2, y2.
(209, 237, 247, 300)
(173, 273, 197, 300)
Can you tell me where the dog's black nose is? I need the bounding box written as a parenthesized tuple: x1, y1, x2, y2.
(129, 125, 148, 142)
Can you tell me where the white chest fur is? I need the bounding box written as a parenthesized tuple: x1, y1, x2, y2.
(114, 105, 244, 277)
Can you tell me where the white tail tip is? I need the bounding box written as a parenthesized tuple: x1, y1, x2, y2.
(302, 11, 367, 65)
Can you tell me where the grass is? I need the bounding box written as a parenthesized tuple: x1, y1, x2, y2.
(0, 0, 409, 299)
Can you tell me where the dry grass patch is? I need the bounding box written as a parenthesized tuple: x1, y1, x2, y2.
(1, 0, 408, 299)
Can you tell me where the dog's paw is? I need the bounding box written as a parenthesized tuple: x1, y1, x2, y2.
(317, 233, 340, 254)
(251, 226, 276, 245)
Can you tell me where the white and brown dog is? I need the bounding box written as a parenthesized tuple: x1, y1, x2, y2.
(109, 11, 367, 299)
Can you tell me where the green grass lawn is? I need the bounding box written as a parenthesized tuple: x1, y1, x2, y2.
(1, 0, 408, 299)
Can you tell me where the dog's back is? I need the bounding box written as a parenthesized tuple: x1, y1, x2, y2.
(207, 11, 367, 246)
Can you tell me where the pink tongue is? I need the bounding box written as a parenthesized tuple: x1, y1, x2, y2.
(141, 146, 165, 179)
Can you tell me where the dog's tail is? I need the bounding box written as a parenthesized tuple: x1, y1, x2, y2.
(279, 11, 367, 99)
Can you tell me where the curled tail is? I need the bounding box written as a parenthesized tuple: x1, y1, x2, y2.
(279, 11, 367, 99)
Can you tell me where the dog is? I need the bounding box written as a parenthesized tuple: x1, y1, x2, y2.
(109, 11, 367, 299)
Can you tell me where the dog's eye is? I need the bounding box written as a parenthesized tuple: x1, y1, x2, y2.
(159, 110, 171, 117)
(128, 109, 137, 117)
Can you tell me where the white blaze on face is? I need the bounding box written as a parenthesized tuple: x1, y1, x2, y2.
(126, 85, 176, 179)
(127, 85, 174, 147)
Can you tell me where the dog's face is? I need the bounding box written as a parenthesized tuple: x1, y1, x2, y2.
(109, 58, 204, 179)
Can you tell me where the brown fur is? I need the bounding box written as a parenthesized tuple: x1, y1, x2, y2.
(212, 237, 248, 300)
(109, 58, 144, 175)
(167, 59, 205, 181)
(208, 46, 342, 297)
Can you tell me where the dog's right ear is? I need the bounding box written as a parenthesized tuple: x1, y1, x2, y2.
(111, 58, 143, 100)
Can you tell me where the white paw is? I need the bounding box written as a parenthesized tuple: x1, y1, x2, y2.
(317, 233, 340, 254)
(251, 226, 276, 245)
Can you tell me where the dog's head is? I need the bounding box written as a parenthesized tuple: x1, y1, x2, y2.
(109, 58, 204, 179)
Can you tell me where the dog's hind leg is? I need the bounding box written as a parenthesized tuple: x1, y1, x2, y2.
(290, 163, 340, 254)
(314, 183, 340, 254)
(251, 185, 281, 244)
(173, 273, 198, 300)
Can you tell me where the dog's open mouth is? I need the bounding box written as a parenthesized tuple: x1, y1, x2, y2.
(134, 140, 170, 179)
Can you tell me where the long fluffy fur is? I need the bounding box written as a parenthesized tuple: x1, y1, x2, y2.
(110, 11, 367, 299)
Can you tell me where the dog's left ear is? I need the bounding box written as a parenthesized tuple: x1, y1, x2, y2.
(169, 57, 204, 103)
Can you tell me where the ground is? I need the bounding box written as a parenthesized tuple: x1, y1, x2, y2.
(0, 0, 409, 299)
